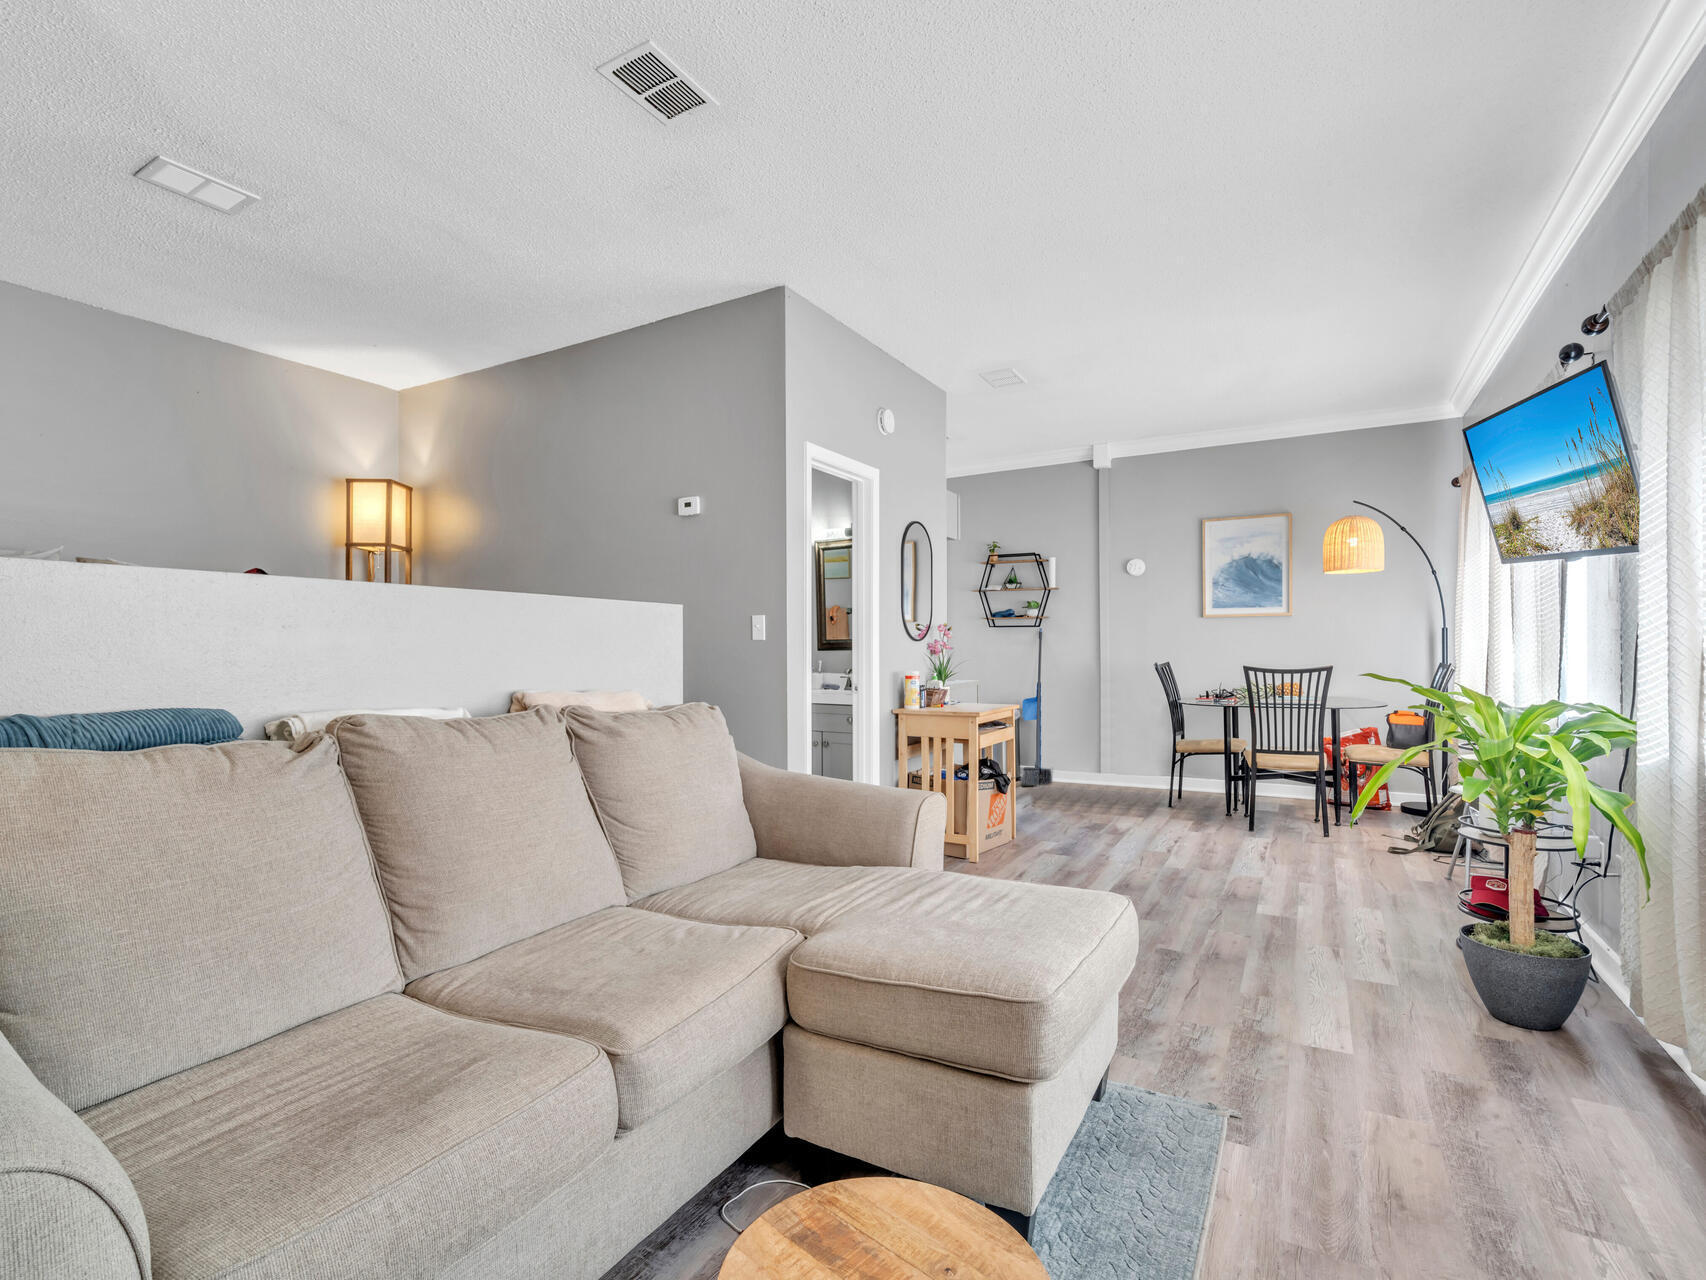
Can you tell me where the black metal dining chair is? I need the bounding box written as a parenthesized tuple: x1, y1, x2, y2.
(1155, 662, 1245, 809)
(1346, 660, 1456, 813)
(1242, 665, 1333, 836)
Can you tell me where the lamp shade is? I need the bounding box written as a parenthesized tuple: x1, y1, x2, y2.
(345, 478, 412, 583)
(1322, 514, 1385, 574)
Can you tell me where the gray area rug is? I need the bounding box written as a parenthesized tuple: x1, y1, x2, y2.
(600, 1083, 1226, 1280)
(1031, 1082, 1227, 1280)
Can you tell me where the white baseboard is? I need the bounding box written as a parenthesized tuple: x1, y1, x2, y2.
(1050, 770, 1424, 803)
(1579, 922, 1706, 1099)
(1580, 921, 1628, 1002)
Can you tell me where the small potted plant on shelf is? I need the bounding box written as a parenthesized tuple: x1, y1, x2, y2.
(986, 540, 1001, 564)
(1351, 674, 1646, 1031)
(924, 623, 957, 706)
(1023, 599, 1042, 618)
(1004, 567, 1022, 588)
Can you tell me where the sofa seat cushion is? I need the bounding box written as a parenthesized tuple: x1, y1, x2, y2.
(80, 994, 615, 1280)
(563, 703, 756, 899)
(0, 738, 402, 1112)
(633, 859, 914, 934)
(329, 708, 626, 981)
(786, 879, 1138, 1082)
(406, 907, 798, 1130)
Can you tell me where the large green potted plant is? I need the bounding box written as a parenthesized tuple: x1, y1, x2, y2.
(1351, 675, 1646, 1030)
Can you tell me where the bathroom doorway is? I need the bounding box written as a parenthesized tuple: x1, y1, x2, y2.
(801, 446, 879, 783)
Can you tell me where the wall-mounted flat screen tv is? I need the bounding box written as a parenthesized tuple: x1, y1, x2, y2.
(1463, 361, 1638, 564)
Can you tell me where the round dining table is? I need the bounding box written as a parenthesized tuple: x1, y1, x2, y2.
(1180, 694, 1389, 825)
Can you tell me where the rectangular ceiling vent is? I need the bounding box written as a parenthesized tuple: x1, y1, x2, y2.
(980, 367, 1028, 389)
(598, 42, 715, 123)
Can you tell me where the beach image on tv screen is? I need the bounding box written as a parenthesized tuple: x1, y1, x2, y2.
(1466, 364, 1638, 560)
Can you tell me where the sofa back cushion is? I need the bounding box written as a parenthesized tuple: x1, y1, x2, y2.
(0, 738, 402, 1111)
(329, 709, 626, 979)
(563, 703, 756, 899)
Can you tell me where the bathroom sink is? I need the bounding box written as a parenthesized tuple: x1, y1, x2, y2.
(810, 675, 855, 705)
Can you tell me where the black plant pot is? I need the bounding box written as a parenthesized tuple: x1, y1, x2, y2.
(1457, 924, 1592, 1031)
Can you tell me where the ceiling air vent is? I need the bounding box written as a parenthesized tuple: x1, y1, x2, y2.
(598, 42, 715, 123)
(980, 367, 1028, 389)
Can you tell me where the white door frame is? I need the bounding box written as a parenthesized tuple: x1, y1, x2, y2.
(798, 444, 881, 784)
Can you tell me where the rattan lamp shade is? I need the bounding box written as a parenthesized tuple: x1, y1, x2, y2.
(1322, 514, 1385, 574)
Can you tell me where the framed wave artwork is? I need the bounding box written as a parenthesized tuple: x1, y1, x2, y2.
(1201, 513, 1292, 618)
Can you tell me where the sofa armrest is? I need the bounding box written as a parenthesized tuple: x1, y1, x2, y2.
(0, 1033, 149, 1279)
(738, 754, 947, 871)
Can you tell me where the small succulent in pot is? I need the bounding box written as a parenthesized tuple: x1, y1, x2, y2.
(1351, 674, 1645, 1029)
(986, 540, 1001, 563)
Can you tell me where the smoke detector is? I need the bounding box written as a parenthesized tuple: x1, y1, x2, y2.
(980, 367, 1027, 389)
(597, 42, 715, 123)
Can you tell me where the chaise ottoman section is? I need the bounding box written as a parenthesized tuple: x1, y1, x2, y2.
(784, 1004, 1119, 1214)
(784, 883, 1137, 1081)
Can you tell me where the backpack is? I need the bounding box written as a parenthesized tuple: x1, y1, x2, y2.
(1388, 790, 1463, 855)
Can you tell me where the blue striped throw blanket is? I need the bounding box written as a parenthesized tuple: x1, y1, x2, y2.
(0, 708, 243, 750)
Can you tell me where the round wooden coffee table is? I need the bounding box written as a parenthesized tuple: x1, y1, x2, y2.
(719, 1177, 1046, 1279)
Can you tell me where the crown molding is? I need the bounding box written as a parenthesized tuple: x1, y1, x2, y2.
(947, 400, 1454, 478)
(1447, 0, 1706, 414)
(1100, 401, 1458, 461)
(948, 442, 1094, 478)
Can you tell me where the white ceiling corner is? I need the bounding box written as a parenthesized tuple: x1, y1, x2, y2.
(0, 1, 1697, 470)
(1446, 0, 1706, 418)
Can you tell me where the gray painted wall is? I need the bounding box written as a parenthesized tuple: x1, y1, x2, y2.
(0, 280, 398, 578)
(0, 278, 945, 778)
(784, 291, 948, 782)
(399, 289, 788, 763)
(951, 418, 1462, 788)
(1458, 45, 1706, 952)
(947, 463, 1100, 771)
(398, 288, 947, 774)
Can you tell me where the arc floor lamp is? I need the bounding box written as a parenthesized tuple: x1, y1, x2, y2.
(1322, 499, 1450, 667)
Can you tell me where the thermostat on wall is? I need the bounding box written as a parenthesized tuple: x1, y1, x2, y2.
(677, 496, 702, 517)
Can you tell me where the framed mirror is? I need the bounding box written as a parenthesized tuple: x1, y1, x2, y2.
(900, 520, 933, 640)
(814, 538, 853, 651)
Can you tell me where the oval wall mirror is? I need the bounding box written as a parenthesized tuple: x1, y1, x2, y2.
(900, 520, 933, 641)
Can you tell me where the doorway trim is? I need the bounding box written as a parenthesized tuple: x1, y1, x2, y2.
(799, 444, 880, 784)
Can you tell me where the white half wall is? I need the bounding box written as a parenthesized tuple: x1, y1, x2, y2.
(0, 558, 682, 736)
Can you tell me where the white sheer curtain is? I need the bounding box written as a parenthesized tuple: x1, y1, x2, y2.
(1611, 185, 1706, 1067)
(1453, 467, 1562, 706)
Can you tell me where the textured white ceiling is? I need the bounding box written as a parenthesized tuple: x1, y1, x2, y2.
(0, 0, 1677, 471)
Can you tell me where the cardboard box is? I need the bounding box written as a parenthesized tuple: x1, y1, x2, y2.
(907, 768, 1010, 851)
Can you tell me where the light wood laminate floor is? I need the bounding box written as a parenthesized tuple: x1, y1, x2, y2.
(611, 785, 1706, 1279)
(966, 784, 1706, 1279)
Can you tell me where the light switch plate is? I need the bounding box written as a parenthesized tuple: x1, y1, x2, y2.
(750, 614, 766, 641)
(677, 496, 702, 516)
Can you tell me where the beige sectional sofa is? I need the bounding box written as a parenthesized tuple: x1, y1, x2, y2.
(0, 703, 1138, 1279)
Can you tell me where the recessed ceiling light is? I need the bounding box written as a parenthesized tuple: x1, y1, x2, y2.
(134, 156, 258, 214)
(980, 367, 1027, 389)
